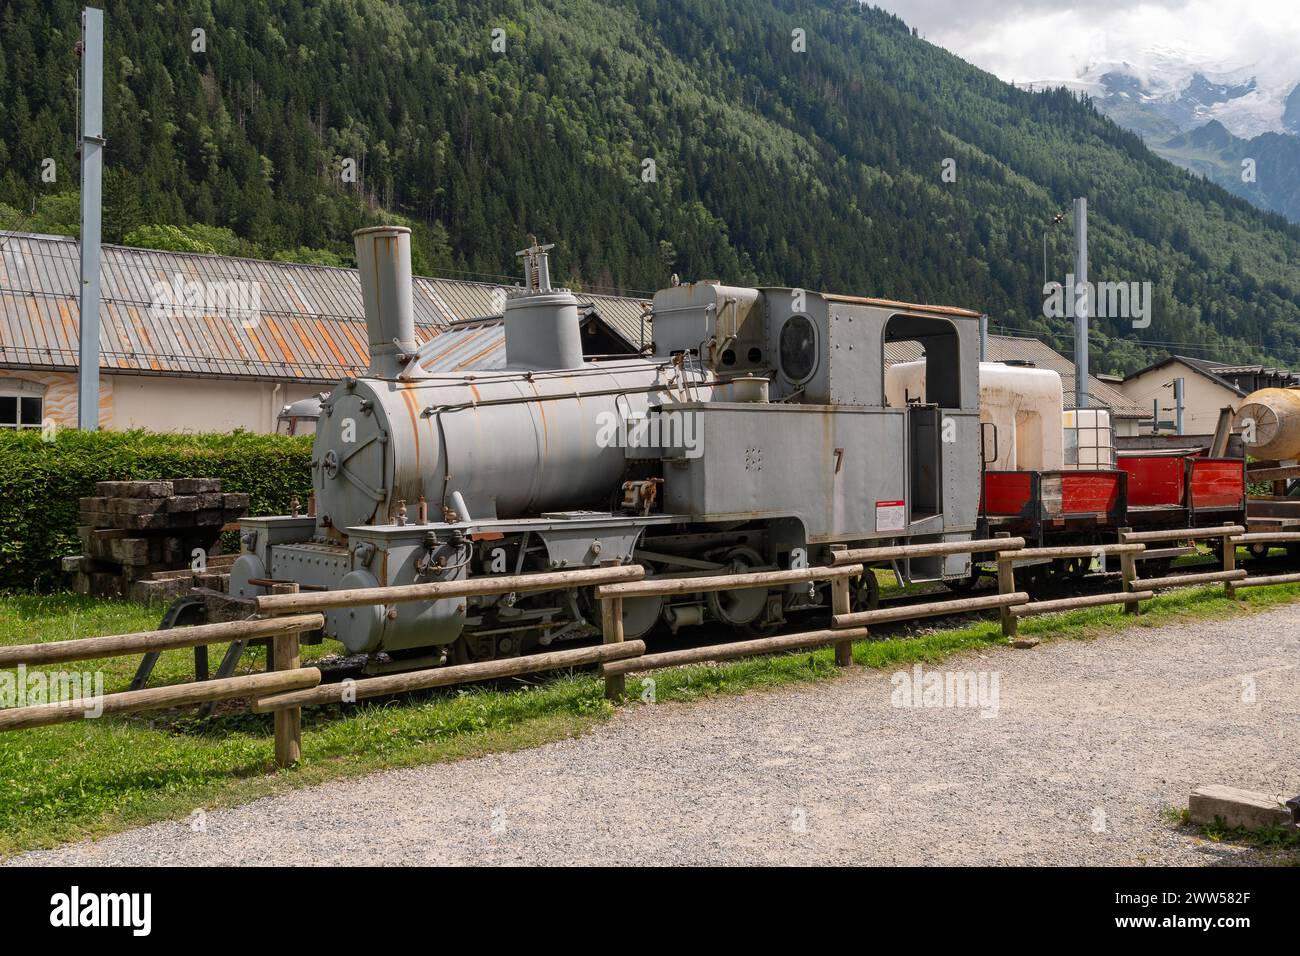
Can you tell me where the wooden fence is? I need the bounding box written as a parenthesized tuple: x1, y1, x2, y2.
(4, 524, 1296, 766)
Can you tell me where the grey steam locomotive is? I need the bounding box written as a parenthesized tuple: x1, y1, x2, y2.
(230, 226, 984, 665)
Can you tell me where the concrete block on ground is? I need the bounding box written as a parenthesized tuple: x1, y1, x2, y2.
(1188, 785, 1293, 831)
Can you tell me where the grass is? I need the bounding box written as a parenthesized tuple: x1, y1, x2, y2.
(3, 576, 1300, 857)
(1163, 807, 1300, 865)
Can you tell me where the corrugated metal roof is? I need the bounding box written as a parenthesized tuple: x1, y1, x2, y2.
(0, 232, 643, 382)
(417, 318, 508, 372)
(0, 232, 1129, 416)
(885, 334, 1146, 418)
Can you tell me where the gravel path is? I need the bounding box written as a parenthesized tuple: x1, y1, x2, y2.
(11, 605, 1300, 866)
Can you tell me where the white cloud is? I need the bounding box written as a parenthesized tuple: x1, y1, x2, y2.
(873, 0, 1300, 90)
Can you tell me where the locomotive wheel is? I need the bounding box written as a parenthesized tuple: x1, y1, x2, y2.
(578, 563, 663, 640)
(705, 546, 770, 627)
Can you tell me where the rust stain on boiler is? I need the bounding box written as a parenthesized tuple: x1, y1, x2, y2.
(399, 386, 422, 462)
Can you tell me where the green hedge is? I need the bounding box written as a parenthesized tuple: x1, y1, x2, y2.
(0, 430, 313, 592)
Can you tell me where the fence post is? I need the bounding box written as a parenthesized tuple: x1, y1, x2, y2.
(1118, 527, 1140, 615)
(601, 595, 625, 701)
(829, 546, 855, 667)
(1221, 522, 1238, 600)
(994, 532, 1017, 637)
(269, 583, 303, 768)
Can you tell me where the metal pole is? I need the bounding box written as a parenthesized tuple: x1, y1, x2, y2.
(978, 313, 988, 362)
(77, 6, 104, 431)
(1072, 197, 1088, 410)
(1173, 377, 1185, 435)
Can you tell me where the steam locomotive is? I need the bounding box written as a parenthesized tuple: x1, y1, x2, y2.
(228, 226, 1248, 666)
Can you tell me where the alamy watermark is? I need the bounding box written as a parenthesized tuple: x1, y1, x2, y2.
(595, 409, 703, 459)
(1, 664, 105, 718)
(890, 664, 1001, 718)
(149, 272, 262, 328)
(1043, 273, 1151, 329)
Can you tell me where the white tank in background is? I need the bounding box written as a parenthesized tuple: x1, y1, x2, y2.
(1062, 407, 1115, 469)
(886, 360, 1064, 471)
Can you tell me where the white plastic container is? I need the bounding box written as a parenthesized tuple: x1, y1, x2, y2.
(885, 360, 1065, 471)
(1062, 407, 1114, 469)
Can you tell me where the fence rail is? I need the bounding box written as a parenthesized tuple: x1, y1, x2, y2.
(829, 536, 1026, 565)
(0, 614, 324, 668)
(0, 668, 321, 732)
(3, 520, 1294, 765)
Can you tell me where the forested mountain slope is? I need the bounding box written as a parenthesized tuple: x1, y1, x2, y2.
(2, 0, 1299, 373)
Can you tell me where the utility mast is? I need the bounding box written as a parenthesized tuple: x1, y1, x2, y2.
(77, 6, 104, 430)
(1072, 196, 1088, 410)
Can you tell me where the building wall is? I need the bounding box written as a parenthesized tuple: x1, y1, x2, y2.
(0, 368, 320, 434)
(1118, 362, 1239, 435)
(0, 370, 112, 430)
(110, 376, 322, 433)
(1113, 417, 1139, 438)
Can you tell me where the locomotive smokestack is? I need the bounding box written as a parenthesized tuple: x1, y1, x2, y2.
(353, 225, 424, 379)
(503, 238, 585, 370)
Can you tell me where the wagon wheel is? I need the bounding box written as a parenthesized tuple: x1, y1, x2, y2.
(851, 570, 881, 611)
(1014, 562, 1048, 593)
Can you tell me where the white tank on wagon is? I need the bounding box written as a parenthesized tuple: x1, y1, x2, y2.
(885, 359, 1066, 471)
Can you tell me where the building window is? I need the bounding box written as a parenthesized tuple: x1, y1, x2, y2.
(0, 383, 45, 429)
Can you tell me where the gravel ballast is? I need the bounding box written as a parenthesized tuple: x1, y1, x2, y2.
(10, 604, 1300, 866)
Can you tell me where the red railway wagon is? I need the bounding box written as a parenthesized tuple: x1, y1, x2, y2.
(979, 469, 1127, 544)
(978, 454, 1246, 545)
(1118, 453, 1246, 530)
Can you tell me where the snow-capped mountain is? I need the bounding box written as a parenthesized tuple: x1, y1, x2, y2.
(1035, 45, 1300, 139)
(1030, 45, 1300, 223)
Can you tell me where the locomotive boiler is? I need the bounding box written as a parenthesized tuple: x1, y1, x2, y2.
(231, 226, 988, 665)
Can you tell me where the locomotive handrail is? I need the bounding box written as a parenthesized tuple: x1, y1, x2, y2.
(0, 614, 325, 668)
(829, 536, 1025, 565)
(253, 564, 647, 613)
(594, 563, 864, 599)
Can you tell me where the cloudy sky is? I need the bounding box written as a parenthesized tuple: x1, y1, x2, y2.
(870, 0, 1300, 89)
